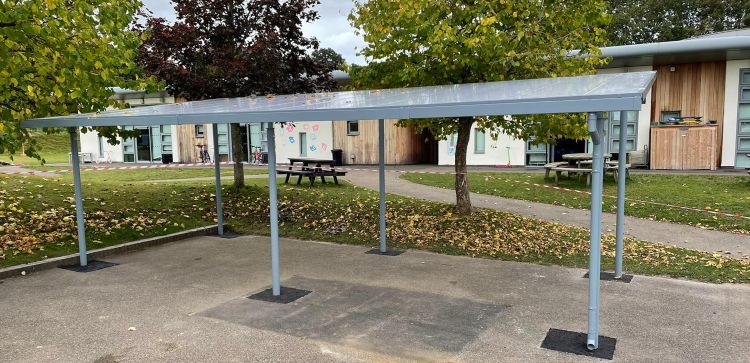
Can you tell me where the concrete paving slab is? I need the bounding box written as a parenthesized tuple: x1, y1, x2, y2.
(201, 276, 505, 360)
(0, 235, 748, 362)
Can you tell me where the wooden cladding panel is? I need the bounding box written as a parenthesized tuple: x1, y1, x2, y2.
(332, 120, 431, 164)
(176, 124, 203, 163)
(651, 62, 726, 164)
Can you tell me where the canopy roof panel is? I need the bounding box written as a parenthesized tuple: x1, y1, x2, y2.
(22, 72, 655, 128)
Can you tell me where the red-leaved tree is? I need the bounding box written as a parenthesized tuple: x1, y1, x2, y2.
(138, 0, 340, 187)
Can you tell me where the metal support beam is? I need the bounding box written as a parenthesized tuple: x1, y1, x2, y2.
(267, 122, 281, 296)
(212, 124, 224, 236)
(69, 128, 88, 267)
(378, 119, 387, 253)
(615, 112, 627, 278)
(586, 112, 606, 351)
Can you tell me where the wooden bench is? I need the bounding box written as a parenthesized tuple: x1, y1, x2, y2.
(277, 169, 347, 185)
(551, 167, 593, 187)
(544, 161, 569, 179)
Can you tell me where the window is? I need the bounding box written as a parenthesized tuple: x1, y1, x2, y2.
(98, 136, 105, 158)
(742, 70, 750, 85)
(661, 111, 681, 122)
(299, 132, 308, 157)
(347, 120, 359, 135)
(737, 69, 750, 168)
(474, 129, 485, 154)
(195, 125, 205, 138)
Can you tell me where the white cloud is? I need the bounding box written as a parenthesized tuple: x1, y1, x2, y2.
(140, 0, 366, 65)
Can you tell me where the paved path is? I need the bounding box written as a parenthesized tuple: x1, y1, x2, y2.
(343, 167, 750, 258)
(0, 166, 59, 178)
(1, 236, 748, 362)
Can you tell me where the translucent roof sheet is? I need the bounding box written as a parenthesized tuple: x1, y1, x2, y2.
(22, 72, 655, 128)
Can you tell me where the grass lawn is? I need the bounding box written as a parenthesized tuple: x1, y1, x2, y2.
(1, 171, 748, 283)
(0, 131, 71, 165)
(401, 172, 750, 234)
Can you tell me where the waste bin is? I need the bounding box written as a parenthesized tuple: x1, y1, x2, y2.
(331, 149, 343, 166)
(162, 154, 173, 164)
(261, 152, 269, 164)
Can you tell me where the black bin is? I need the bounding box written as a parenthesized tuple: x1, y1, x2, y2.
(261, 152, 269, 164)
(162, 154, 173, 164)
(331, 149, 343, 166)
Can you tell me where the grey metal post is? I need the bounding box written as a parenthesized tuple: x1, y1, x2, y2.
(615, 112, 628, 278)
(212, 124, 224, 236)
(267, 123, 281, 295)
(586, 112, 605, 351)
(378, 119, 387, 253)
(68, 128, 88, 267)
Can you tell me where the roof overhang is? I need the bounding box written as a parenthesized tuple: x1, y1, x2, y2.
(596, 36, 750, 68)
(22, 72, 656, 128)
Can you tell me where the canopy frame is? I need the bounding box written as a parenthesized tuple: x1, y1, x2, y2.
(23, 71, 656, 353)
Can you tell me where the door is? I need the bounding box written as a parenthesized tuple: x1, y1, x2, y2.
(135, 128, 152, 162)
(248, 124, 262, 162)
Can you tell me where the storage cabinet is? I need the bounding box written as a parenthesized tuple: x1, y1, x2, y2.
(650, 125, 718, 170)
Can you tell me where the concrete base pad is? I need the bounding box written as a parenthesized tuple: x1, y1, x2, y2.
(584, 272, 634, 283)
(541, 328, 616, 360)
(247, 287, 311, 304)
(201, 276, 505, 359)
(365, 248, 404, 256)
(58, 260, 118, 273)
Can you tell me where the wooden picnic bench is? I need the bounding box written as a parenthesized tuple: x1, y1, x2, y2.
(552, 166, 593, 187)
(544, 161, 569, 179)
(278, 157, 347, 185)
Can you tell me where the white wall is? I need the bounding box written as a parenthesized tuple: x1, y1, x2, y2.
(437, 128, 526, 166)
(597, 66, 654, 152)
(78, 128, 124, 163)
(721, 60, 750, 167)
(274, 121, 334, 163)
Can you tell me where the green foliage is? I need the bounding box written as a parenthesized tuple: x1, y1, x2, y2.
(608, 0, 750, 45)
(349, 0, 610, 142)
(0, 0, 153, 162)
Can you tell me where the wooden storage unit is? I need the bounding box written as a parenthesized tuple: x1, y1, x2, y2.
(650, 125, 718, 170)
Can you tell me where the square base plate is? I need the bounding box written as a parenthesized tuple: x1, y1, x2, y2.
(365, 248, 404, 256)
(59, 260, 118, 273)
(217, 232, 242, 239)
(583, 271, 634, 283)
(541, 328, 617, 360)
(247, 287, 311, 304)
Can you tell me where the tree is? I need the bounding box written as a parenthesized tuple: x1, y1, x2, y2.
(138, 0, 340, 188)
(350, 0, 608, 214)
(0, 0, 151, 162)
(608, 0, 750, 45)
(311, 47, 347, 71)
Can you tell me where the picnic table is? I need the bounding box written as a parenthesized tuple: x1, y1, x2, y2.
(279, 157, 346, 185)
(546, 153, 620, 186)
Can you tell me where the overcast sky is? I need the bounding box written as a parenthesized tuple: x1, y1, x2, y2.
(140, 0, 367, 65)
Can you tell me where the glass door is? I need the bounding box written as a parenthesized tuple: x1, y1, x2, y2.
(136, 127, 152, 162)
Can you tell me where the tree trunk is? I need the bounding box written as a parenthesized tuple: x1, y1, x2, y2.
(454, 117, 473, 214)
(230, 122, 245, 188)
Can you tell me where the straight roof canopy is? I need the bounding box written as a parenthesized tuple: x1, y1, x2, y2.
(21, 71, 656, 354)
(22, 71, 655, 128)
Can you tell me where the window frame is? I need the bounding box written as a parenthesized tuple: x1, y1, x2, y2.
(474, 128, 486, 154)
(299, 132, 308, 157)
(661, 111, 681, 122)
(346, 120, 359, 135)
